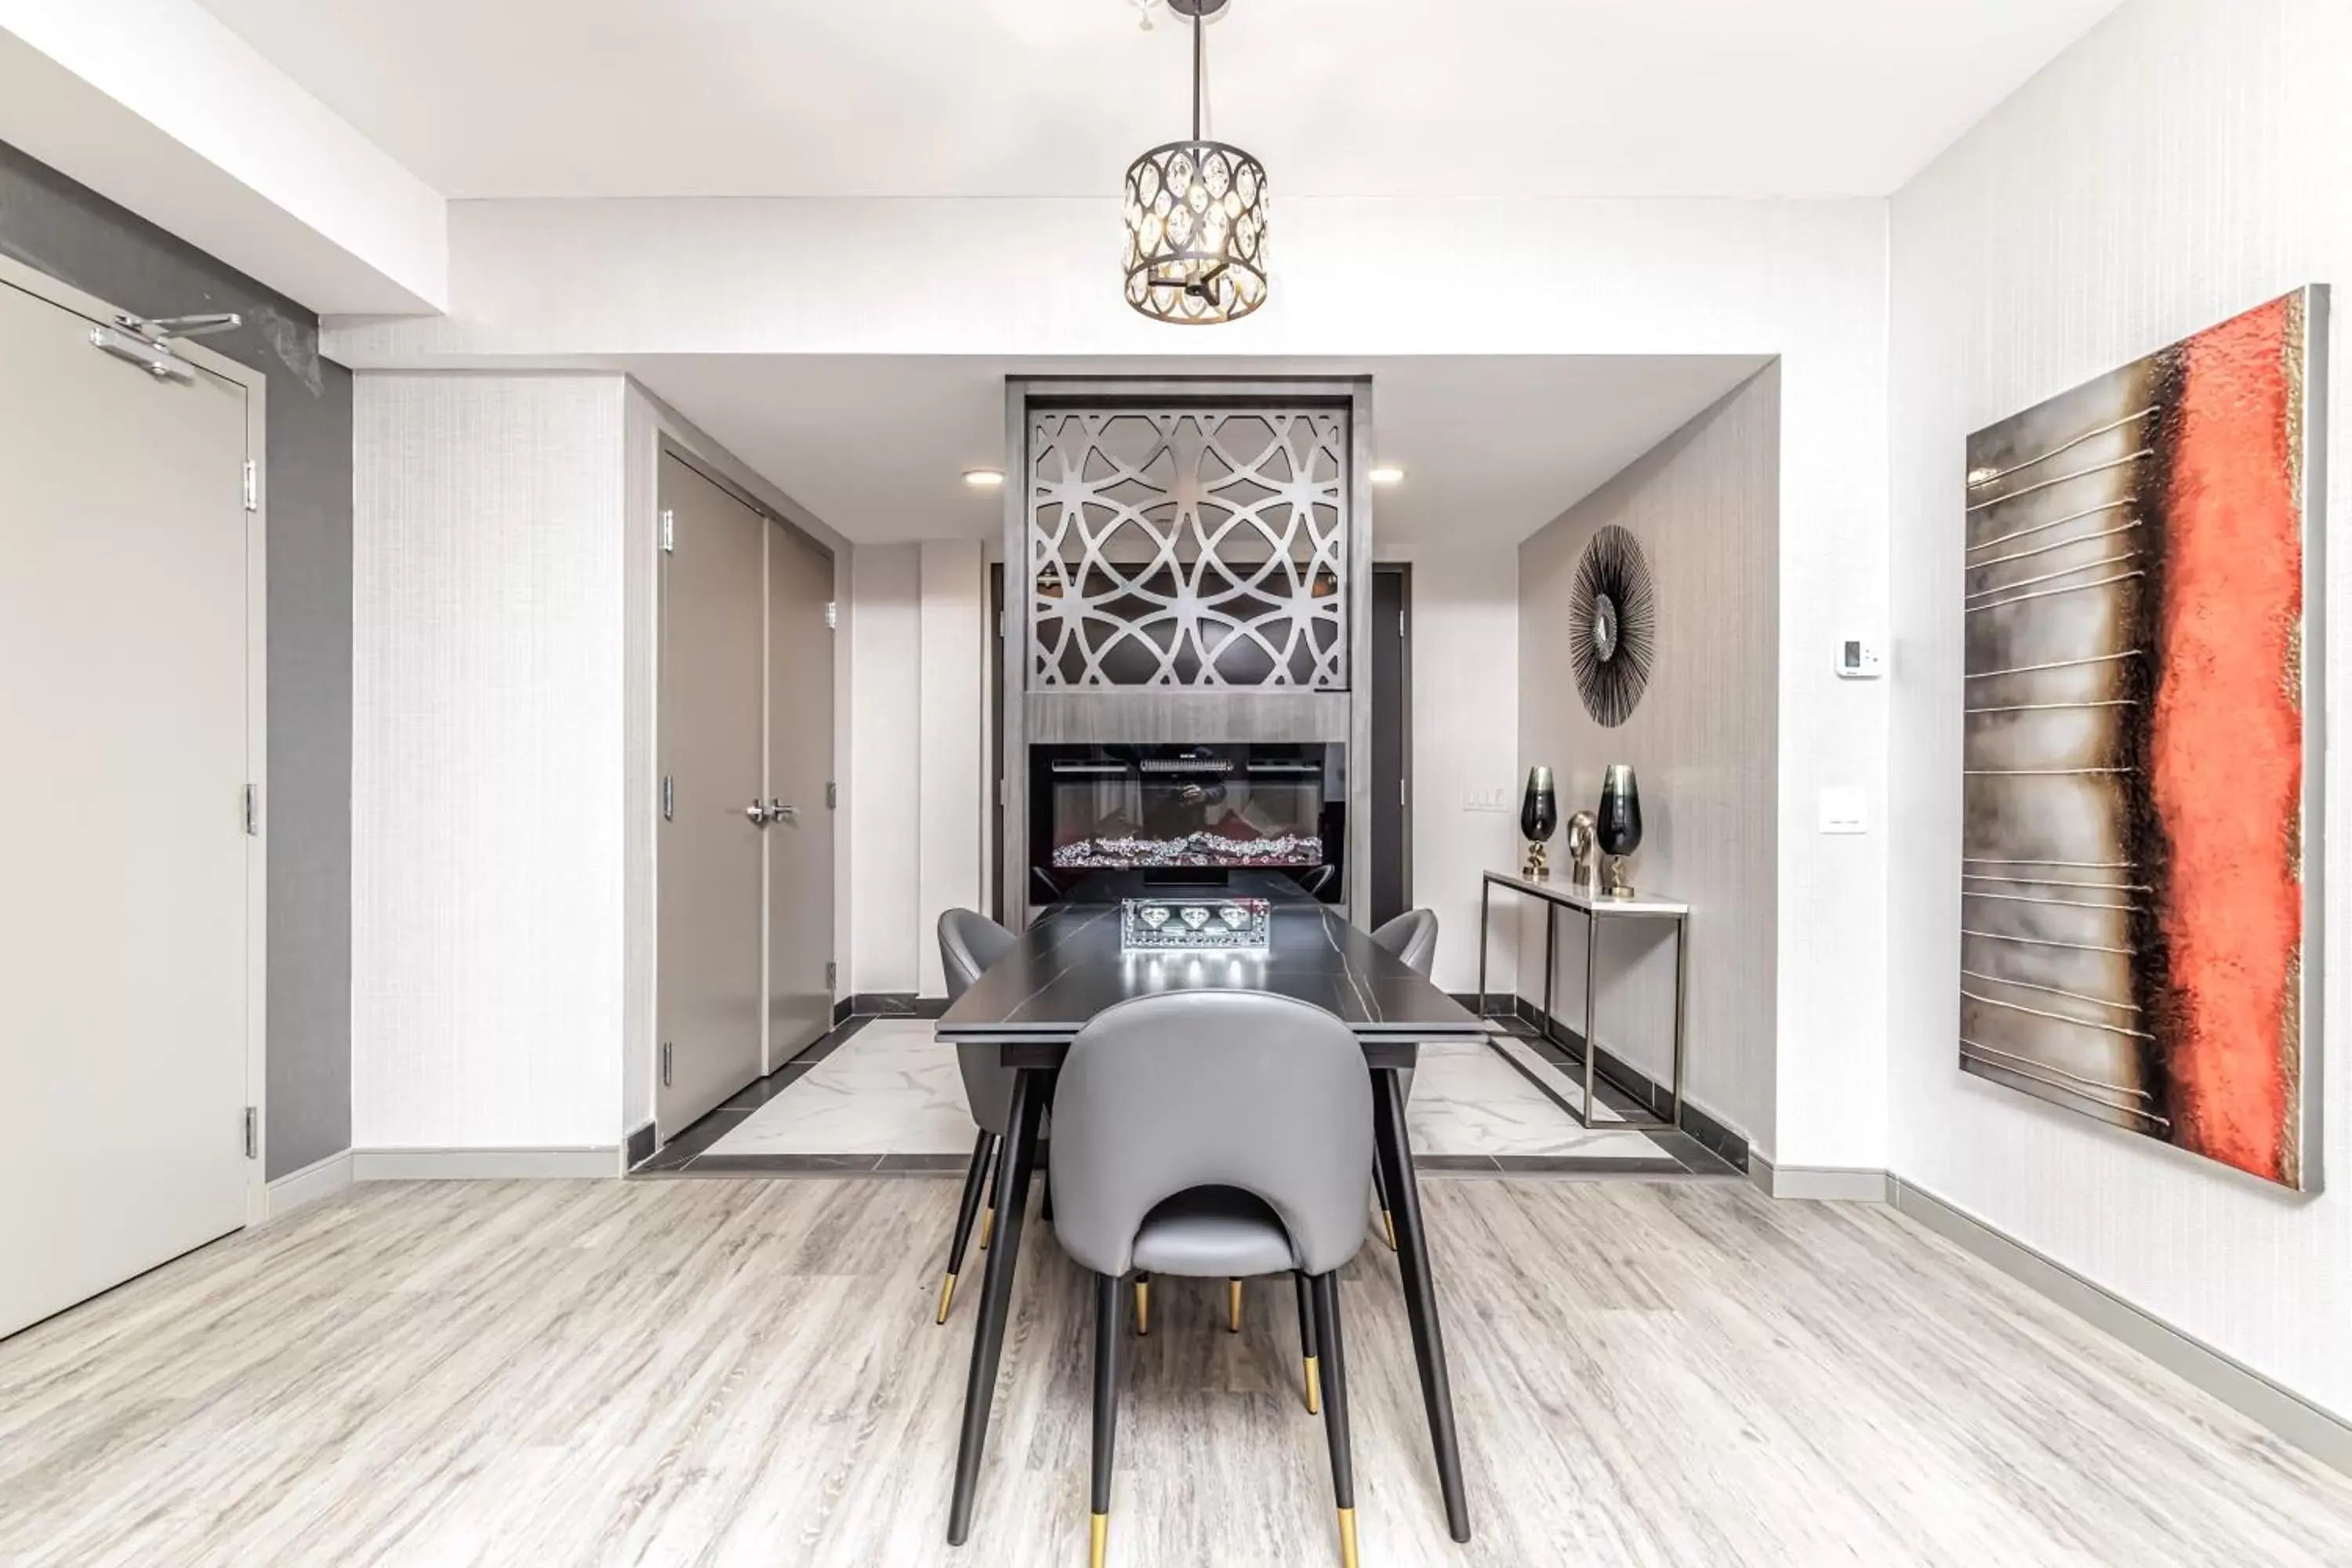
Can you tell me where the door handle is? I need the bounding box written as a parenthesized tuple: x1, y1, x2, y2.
(769, 800, 798, 825)
(745, 800, 772, 826)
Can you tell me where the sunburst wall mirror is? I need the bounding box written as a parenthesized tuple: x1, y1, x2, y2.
(1567, 524, 1656, 728)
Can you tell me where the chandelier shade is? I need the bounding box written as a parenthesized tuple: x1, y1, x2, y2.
(1121, 1, 1267, 324)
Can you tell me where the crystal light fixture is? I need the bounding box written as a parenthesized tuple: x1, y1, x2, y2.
(1122, 0, 1268, 325)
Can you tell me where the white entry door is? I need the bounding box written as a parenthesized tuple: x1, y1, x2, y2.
(0, 269, 259, 1338)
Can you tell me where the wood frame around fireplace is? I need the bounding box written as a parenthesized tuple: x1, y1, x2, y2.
(998, 376, 1377, 931)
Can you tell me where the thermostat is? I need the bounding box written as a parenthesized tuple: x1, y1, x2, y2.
(1835, 638, 1882, 679)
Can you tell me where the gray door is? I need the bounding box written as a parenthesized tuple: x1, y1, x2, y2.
(764, 521, 836, 1066)
(0, 271, 254, 1338)
(657, 454, 765, 1134)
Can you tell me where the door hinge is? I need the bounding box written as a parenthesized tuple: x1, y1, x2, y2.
(996, 611, 1005, 639)
(1398, 608, 1406, 637)
(826, 781, 837, 809)
(243, 1106, 257, 1160)
(243, 459, 259, 514)
(1399, 779, 1406, 807)
(662, 775, 676, 821)
(824, 600, 838, 630)
(825, 960, 837, 991)
(996, 778, 1007, 808)
(659, 508, 675, 554)
(243, 782, 260, 836)
(660, 1040, 673, 1087)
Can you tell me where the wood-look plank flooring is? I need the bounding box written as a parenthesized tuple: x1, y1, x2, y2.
(2, 1177, 2347, 1566)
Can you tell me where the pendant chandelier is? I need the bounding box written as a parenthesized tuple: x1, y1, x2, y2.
(1122, 0, 1268, 325)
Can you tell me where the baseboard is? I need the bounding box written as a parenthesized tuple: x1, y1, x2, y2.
(263, 1149, 354, 1219)
(1748, 1154, 1890, 1202)
(848, 993, 948, 1020)
(624, 1121, 657, 1171)
(1493, 993, 1751, 1172)
(1890, 1178, 2352, 1476)
(832, 996, 854, 1026)
(352, 1146, 622, 1181)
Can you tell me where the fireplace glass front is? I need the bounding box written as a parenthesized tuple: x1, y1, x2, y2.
(1029, 743, 1345, 906)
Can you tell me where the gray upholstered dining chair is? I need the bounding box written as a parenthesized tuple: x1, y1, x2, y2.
(1367, 907, 1438, 1250)
(934, 908, 1019, 1324)
(1051, 990, 1372, 1568)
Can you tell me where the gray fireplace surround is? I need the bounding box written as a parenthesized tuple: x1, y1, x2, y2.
(998, 378, 1377, 930)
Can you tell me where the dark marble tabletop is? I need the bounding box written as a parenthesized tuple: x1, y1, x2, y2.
(937, 902, 1486, 1053)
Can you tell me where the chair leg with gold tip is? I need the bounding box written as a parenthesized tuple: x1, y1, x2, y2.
(1091, 1272, 1123, 1568)
(1132, 1273, 1150, 1336)
(1310, 1272, 1359, 1568)
(1293, 1272, 1321, 1414)
(1228, 1278, 1243, 1333)
(937, 1130, 996, 1324)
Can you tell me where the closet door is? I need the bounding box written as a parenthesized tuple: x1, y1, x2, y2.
(0, 270, 255, 1338)
(655, 454, 765, 1134)
(764, 521, 836, 1067)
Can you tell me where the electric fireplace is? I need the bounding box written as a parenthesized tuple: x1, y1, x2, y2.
(1029, 742, 1346, 906)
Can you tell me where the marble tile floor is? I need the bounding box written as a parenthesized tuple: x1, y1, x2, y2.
(639, 1016, 1735, 1178)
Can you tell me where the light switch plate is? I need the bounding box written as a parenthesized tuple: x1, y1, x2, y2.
(1818, 786, 1867, 834)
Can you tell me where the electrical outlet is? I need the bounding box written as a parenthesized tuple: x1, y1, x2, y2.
(1818, 786, 1867, 834)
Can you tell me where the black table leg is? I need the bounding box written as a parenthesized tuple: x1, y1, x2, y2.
(1371, 1066, 1472, 1541)
(948, 1066, 1044, 1545)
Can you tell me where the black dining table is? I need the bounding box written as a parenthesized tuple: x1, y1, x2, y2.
(936, 900, 1485, 1545)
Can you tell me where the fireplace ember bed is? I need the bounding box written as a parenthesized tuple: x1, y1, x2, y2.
(1029, 742, 1346, 906)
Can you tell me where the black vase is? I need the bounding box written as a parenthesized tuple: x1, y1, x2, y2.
(1519, 766, 1559, 880)
(1519, 766, 1559, 843)
(1597, 764, 1642, 896)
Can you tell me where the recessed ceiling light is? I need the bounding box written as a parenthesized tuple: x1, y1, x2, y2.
(964, 469, 1005, 488)
(1370, 466, 1406, 486)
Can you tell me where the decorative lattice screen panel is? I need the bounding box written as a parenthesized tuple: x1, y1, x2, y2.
(1028, 408, 1349, 688)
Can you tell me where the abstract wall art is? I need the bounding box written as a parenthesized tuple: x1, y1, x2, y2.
(1960, 287, 2327, 1191)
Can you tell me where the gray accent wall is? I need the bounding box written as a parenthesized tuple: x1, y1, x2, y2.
(0, 140, 354, 1178)
(1518, 365, 1781, 1149)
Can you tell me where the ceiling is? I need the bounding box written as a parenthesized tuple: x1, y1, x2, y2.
(194, 0, 2121, 199)
(624, 354, 1770, 546)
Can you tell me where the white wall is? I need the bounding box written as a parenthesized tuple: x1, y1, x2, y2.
(850, 543, 922, 993)
(0, 0, 445, 311)
(847, 539, 992, 997)
(323, 196, 1893, 1167)
(1889, 0, 2352, 1418)
(1519, 368, 1781, 1145)
(916, 539, 987, 996)
(1372, 545, 1524, 998)
(352, 373, 626, 1149)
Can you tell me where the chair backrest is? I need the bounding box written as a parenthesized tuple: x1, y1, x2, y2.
(939, 907, 1018, 1005)
(1050, 990, 1374, 1277)
(1370, 907, 1439, 979)
(938, 909, 1019, 1134)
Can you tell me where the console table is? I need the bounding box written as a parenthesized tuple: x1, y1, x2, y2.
(1474, 869, 1689, 1131)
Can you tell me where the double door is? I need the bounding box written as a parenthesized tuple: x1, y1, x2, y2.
(0, 264, 257, 1338)
(656, 452, 835, 1136)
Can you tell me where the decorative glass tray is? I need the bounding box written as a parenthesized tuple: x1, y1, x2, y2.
(1120, 895, 1271, 953)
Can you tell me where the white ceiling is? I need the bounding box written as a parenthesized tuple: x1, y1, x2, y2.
(194, 0, 2121, 199)
(624, 355, 1770, 546)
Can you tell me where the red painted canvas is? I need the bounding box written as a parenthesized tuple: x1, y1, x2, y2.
(1960, 289, 2325, 1190)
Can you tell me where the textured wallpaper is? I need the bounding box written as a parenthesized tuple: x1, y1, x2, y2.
(1519, 368, 1782, 1146)
(352, 374, 628, 1149)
